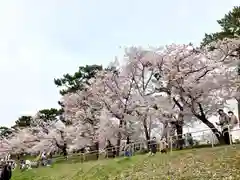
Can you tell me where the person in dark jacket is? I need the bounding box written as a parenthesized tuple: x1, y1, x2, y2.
(150, 137, 157, 155)
(187, 133, 193, 147)
(62, 142, 68, 160)
(216, 109, 231, 144)
(105, 140, 115, 158)
(0, 164, 12, 180)
(124, 137, 132, 157)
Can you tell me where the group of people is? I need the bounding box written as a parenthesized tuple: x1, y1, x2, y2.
(0, 154, 11, 165)
(121, 109, 239, 157)
(39, 151, 53, 166)
(0, 154, 13, 180)
(105, 138, 161, 158)
(19, 151, 53, 170)
(124, 137, 169, 157)
(216, 109, 239, 144)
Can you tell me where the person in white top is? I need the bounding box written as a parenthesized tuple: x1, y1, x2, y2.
(228, 111, 239, 128)
(228, 111, 239, 142)
(41, 151, 47, 166)
(41, 152, 46, 159)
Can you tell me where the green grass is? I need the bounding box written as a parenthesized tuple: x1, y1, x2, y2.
(13, 145, 240, 180)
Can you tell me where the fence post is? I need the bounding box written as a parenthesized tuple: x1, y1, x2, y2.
(202, 131, 205, 143)
(211, 133, 214, 148)
(170, 136, 173, 153)
(228, 125, 232, 145)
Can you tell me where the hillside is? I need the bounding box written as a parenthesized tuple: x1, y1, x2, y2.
(12, 145, 240, 180)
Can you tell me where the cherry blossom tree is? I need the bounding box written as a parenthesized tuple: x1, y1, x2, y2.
(0, 138, 12, 157)
(121, 47, 173, 143)
(143, 39, 239, 144)
(160, 44, 226, 142)
(89, 68, 137, 155)
(61, 89, 103, 154)
(117, 46, 187, 148)
(57, 66, 145, 155)
(6, 113, 77, 155)
(115, 38, 239, 145)
(168, 40, 239, 143)
(5, 128, 40, 154)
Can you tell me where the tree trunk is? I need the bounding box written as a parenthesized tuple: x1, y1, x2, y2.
(143, 118, 151, 151)
(95, 141, 99, 159)
(116, 120, 124, 156)
(161, 122, 169, 140)
(176, 122, 183, 150)
(193, 103, 226, 144)
(116, 133, 121, 156)
(174, 112, 184, 150)
(198, 115, 225, 144)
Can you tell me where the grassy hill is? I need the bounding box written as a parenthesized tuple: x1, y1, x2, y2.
(13, 145, 240, 180)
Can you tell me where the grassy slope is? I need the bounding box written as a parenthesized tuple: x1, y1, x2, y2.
(13, 145, 240, 180)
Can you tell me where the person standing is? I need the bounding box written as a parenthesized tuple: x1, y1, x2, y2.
(187, 133, 193, 147)
(228, 111, 239, 142)
(46, 152, 53, 166)
(124, 137, 133, 157)
(105, 140, 115, 158)
(149, 137, 157, 155)
(62, 142, 68, 160)
(228, 111, 239, 128)
(41, 151, 47, 166)
(124, 143, 132, 157)
(160, 137, 168, 153)
(216, 109, 231, 144)
(0, 164, 12, 180)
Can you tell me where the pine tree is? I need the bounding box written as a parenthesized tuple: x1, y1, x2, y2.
(201, 6, 240, 47)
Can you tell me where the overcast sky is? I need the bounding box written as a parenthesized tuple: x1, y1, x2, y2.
(0, 0, 239, 127)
